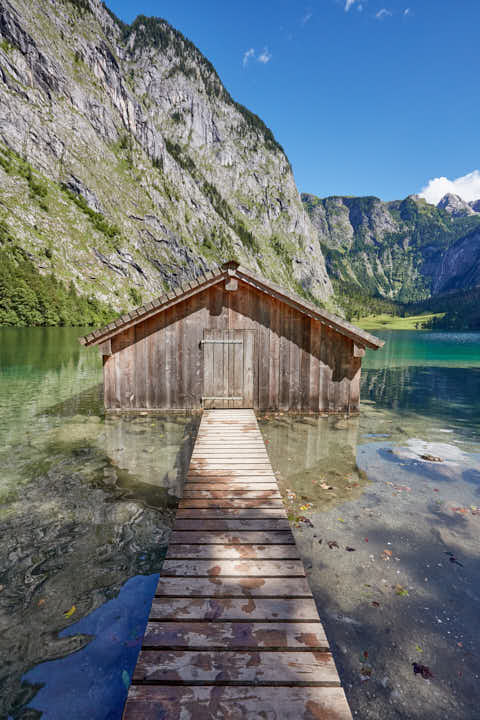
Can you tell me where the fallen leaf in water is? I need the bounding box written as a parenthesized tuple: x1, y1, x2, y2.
(320, 482, 333, 490)
(457, 642, 463, 647)
(371, 601, 380, 608)
(37, 599, 45, 607)
(298, 516, 314, 528)
(395, 584, 409, 596)
(421, 454, 443, 462)
(364, 538, 369, 542)
(449, 556, 464, 567)
(412, 663, 433, 679)
(122, 670, 130, 689)
(383, 549, 392, 557)
(327, 540, 339, 549)
(345, 547, 356, 552)
(63, 605, 76, 618)
(318, 539, 323, 544)
(338, 517, 345, 523)
(416, 645, 423, 653)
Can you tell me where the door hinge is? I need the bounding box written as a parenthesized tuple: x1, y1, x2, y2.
(201, 340, 243, 344)
(202, 396, 243, 401)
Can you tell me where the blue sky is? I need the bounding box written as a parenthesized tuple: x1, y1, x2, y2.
(107, 0, 479, 202)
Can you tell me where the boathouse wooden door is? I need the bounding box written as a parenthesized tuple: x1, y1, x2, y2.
(202, 329, 255, 409)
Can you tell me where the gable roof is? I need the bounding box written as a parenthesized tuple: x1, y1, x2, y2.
(79, 261, 384, 350)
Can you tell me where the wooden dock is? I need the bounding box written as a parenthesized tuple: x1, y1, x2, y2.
(123, 409, 352, 719)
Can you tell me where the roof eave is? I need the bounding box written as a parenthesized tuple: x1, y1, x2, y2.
(79, 268, 226, 347)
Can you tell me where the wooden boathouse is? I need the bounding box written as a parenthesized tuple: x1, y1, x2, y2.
(80, 261, 383, 412)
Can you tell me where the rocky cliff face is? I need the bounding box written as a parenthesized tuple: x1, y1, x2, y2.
(0, 0, 331, 317)
(303, 193, 480, 301)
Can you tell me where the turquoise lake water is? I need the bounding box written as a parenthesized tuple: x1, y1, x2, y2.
(0, 327, 479, 719)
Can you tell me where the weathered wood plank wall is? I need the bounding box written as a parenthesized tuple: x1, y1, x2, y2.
(104, 280, 361, 412)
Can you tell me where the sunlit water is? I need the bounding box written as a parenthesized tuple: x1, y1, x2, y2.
(1, 328, 479, 720)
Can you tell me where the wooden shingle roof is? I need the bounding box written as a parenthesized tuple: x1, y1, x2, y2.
(79, 261, 384, 350)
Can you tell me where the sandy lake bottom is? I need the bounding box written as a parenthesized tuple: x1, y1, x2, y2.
(0, 328, 479, 719)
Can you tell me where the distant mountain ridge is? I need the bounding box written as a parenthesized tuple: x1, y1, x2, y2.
(302, 192, 480, 303)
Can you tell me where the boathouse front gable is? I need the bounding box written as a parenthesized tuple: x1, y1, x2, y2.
(80, 262, 383, 413)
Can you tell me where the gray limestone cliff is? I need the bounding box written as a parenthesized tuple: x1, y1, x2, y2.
(0, 0, 332, 315)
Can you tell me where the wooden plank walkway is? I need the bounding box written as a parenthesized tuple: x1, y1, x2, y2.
(123, 409, 352, 719)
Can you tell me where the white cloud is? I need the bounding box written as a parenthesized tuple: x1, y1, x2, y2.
(404, 7, 411, 14)
(376, 8, 392, 19)
(419, 171, 480, 205)
(302, 10, 313, 24)
(258, 47, 272, 64)
(345, 0, 361, 10)
(242, 48, 254, 67)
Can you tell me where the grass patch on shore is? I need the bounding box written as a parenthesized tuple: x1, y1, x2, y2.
(355, 312, 445, 330)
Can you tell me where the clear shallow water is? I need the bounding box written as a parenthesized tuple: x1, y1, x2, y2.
(1, 328, 479, 720)
(0, 328, 199, 720)
(259, 330, 480, 720)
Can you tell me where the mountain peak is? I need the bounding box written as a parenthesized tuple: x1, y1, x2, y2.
(437, 193, 476, 217)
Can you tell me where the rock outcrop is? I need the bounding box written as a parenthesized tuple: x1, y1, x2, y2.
(437, 193, 475, 218)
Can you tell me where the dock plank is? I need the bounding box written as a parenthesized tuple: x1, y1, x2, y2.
(182, 482, 279, 490)
(148, 597, 319, 621)
(178, 498, 285, 509)
(165, 544, 300, 560)
(133, 650, 340, 684)
(181, 489, 282, 499)
(173, 518, 291, 531)
(155, 576, 314, 598)
(169, 530, 295, 544)
(142, 621, 329, 649)
(176, 508, 287, 518)
(161, 559, 306, 577)
(123, 686, 352, 719)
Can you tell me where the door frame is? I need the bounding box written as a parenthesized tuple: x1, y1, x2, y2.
(202, 328, 256, 409)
